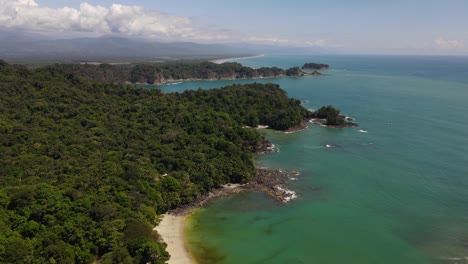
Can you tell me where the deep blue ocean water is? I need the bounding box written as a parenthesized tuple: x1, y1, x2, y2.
(154, 55, 468, 264)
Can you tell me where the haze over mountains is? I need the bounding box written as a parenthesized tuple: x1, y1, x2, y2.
(0, 30, 328, 64)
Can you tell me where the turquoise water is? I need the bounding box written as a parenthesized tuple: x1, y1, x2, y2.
(157, 55, 468, 264)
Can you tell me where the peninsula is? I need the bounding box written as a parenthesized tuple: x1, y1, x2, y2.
(54, 61, 322, 85)
(0, 60, 314, 263)
(0, 59, 353, 263)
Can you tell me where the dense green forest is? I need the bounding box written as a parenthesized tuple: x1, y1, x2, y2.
(0, 61, 311, 263)
(54, 61, 306, 84)
(312, 105, 345, 126)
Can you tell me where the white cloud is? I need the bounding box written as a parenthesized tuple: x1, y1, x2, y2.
(0, 0, 194, 38)
(0, 0, 336, 48)
(434, 38, 464, 49)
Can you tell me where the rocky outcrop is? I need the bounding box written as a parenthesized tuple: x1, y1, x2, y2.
(310, 70, 324, 76)
(302, 63, 330, 70)
(168, 168, 301, 215)
(255, 139, 278, 154)
(309, 117, 358, 128)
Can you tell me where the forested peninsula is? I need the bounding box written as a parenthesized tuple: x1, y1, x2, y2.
(0, 61, 314, 263)
(54, 61, 316, 85)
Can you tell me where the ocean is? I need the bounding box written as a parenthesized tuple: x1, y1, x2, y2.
(156, 55, 468, 264)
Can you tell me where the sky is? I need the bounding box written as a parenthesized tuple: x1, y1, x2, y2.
(1, 0, 467, 55)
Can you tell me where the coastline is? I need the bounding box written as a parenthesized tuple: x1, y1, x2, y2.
(155, 214, 196, 264)
(152, 73, 322, 86)
(131, 58, 328, 86)
(210, 54, 265, 64)
(155, 168, 299, 264)
(154, 117, 357, 263)
(151, 74, 283, 86)
(154, 184, 246, 264)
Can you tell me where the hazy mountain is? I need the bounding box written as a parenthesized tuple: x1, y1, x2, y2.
(0, 31, 255, 63)
(0, 30, 336, 64)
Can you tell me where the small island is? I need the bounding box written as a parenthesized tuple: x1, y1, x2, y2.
(310, 105, 358, 128)
(302, 62, 330, 70)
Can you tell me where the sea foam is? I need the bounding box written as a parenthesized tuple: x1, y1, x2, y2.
(276, 186, 298, 202)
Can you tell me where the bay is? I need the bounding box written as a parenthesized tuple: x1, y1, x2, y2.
(154, 55, 468, 264)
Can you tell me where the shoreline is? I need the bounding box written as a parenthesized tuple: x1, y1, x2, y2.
(153, 74, 284, 85)
(132, 60, 327, 86)
(168, 168, 296, 216)
(281, 119, 310, 134)
(309, 118, 358, 128)
(154, 214, 196, 264)
(155, 168, 300, 264)
(151, 73, 324, 86)
(210, 54, 265, 64)
(154, 116, 356, 264)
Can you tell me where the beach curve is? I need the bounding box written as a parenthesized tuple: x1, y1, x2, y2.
(155, 214, 196, 264)
(210, 54, 264, 64)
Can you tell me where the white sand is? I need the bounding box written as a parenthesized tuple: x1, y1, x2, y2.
(211, 54, 264, 64)
(154, 214, 196, 264)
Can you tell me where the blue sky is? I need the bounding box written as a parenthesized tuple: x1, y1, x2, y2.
(3, 0, 468, 54)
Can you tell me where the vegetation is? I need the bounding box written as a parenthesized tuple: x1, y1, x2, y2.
(0, 61, 311, 263)
(302, 63, 329, 70)
(312, 105, 345, 126)
(285, 67, 305, 76)
(54, 61, 307, 84)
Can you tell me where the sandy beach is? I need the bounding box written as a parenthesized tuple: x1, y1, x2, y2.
(154, 176, 297, 263)
(210, 54, 264, 64)
(155, 214, 196, 264)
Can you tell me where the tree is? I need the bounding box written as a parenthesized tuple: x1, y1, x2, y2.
(0, 61, 312, 263)
(312, 105, 345, 126)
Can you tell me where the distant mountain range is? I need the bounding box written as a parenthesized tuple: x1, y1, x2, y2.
(0, 30, 332, 64)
